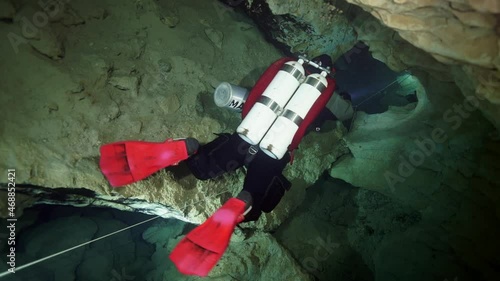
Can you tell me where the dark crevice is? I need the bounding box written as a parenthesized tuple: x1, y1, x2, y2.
(242, 0, 309, 56)
(0, 184, 186, 220)
(0, 18, 14, 23)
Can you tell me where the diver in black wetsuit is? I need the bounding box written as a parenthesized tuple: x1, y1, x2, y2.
(166, 53, 352, 277)
(184, 54, 352, 222)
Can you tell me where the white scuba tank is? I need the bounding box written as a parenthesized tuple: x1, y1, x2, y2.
(236, 60, 305, 145)
(259, 71, 329, 159)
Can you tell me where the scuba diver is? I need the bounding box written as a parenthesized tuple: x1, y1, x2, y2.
(99, 54, 350, 277)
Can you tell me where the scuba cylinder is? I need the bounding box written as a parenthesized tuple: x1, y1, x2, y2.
(236, 60, 305, 145)
(259, 71, 329, 159)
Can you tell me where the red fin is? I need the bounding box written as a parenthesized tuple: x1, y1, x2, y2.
(99, 139, 189, 187)
(170, 198, 247, 276)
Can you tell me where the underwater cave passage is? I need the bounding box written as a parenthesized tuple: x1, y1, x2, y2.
(0, 204, 189, 281)
(334, 42, 420, 114)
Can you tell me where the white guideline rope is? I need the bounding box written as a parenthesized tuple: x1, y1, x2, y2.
(0, 188, 231, 278)
(0, 215, 159, 278)
(348, 73, 412, 132)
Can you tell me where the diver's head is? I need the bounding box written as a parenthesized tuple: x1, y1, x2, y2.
(304, 54, 333, 74)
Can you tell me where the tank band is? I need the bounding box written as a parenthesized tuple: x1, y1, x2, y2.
(282, 109, 303, 126)
(258, 96, 280, 113)
(281, 63, 304, 81)
(304, 76, 327, 93)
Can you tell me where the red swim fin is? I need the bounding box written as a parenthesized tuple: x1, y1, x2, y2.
(170, 198, 247, 276)
(99, 138, 198, 187)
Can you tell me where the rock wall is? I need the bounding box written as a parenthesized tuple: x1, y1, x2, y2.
(237, 0, 500, 128)
(276, 177, 500, 281)
(346, 0, 500, 128)
(329, 68, 500, 280)
(243, 0, 358, 60)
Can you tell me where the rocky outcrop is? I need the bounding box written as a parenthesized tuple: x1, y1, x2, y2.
(330, 68, 498, 200)
(243, 0, 358, 59)
(329, 69, 500, 280)
(345, 0, 500, 128)
(145, 220, 314, 280)
(10, 185, 191, 222)
(276, 177, 500, 281)
(238, 0, 500, 128)
(347, 0, 498, 67)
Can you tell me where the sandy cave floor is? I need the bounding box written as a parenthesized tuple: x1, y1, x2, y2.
(0, 0, 283, 190)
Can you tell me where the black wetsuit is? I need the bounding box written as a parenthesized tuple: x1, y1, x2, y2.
(185, 105, 341, 222)
(186, 132, 290, 222)
(186, 54, 342, 222)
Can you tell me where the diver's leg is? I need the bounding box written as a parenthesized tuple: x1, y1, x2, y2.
(240, 150, 291, 222)
(186, 132, 250, 180)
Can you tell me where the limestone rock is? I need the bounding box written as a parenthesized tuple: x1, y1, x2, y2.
(288, 126, 349, 185)
(205, 27, 224, 49)
(156, 94, 180, 114)
(28, 28, 65, 60)
(162, 231, 315, 280)
(108, 75, 140, 96)
(0, 191, 34, 218)
(467, 0, 500, 13)
(451, 9, 497, 28)
(218, 232, 315, 280)
(275, 177, 500, 281)
(157, 0, 180, 28)
(89, 8, 109, 20)
(345, 0, 500, 127)
(157, 58, 172, 81)
(329, 69, 497, 215)
(48, 5, 85, 26)
(275, 181, 407, 280)
(348, 1, 498, 67)
(67, 81, 85, 94)
(157, 58, 172, 74)
(160, 15, 179, 28)
(0, 0, 15, 20)
(244, 0, 357, 59)
(142, 220, 313, 280)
